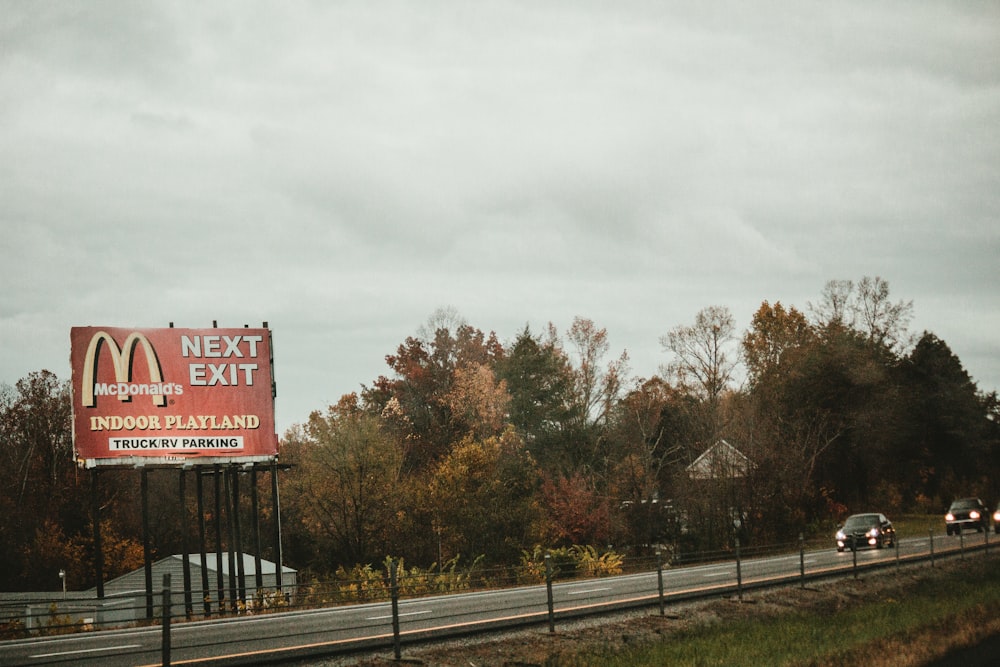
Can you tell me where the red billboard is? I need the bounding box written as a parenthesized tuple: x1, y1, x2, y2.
(71, 326, 277, 466)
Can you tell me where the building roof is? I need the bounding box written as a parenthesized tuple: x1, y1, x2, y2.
(163, 553, 296, 576)
(93, 553, 295, 596)
(686, 439, 750, 480)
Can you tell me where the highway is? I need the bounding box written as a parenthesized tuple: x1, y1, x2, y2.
(0, 533, 991, 667)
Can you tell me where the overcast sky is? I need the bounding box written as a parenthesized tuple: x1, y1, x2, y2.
(2, 1, 998, 435)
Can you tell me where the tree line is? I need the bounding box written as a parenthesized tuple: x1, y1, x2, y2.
(1, 276, 997, 590)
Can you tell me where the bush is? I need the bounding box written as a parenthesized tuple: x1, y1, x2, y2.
(518, 544, 624, 582)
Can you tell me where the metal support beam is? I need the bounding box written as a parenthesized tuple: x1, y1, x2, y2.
(91, 469, 104, 599)
(142, 469, 153, 619)
(196, 469, 211, 616)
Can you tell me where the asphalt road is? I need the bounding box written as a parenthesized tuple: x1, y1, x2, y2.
(0, 533, 989, 667)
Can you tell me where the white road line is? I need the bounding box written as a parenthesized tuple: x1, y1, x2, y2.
(566, 587, 612, 596)
(31, 644, 143, 659)
(366, 609, 433, 621)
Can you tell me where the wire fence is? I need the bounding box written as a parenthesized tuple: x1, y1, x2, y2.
(0, 525, 993, 657)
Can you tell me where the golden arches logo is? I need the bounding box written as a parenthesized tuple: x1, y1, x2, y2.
(81, 331, 167, 407)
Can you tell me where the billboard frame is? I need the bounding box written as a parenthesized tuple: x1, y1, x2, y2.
(71, 323, 278, 469)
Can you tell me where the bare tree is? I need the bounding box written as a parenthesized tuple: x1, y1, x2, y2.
(566, 317, 629, 428)
(808, 279, 855, 329)
(855, 276, 914, 353)
(660, 306, 739, 404)
(809, 277, 913, 354)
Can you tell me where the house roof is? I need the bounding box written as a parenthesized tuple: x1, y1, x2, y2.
(686, 439, 750, 480)
(164, 553, 296, 576)
(93, 553, 295, 595)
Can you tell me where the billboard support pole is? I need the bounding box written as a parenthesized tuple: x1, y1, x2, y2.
(225, 468, 238, 612)
(251, 466, 263, 594)
(214, 465, 226, 614)
(142, 468, 154, 619)
(196, 468, 211, 617)
(271, 462, 283, 592)
(179, 469, 193, 619)
(90, 468, 105, 599)
(231, 466, 247, 605)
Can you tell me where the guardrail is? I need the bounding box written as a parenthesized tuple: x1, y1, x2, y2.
(160, 529, 994, 666)
(1, 528, 992, 666)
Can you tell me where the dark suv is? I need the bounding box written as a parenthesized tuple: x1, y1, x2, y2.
(945, 497, 988, 535)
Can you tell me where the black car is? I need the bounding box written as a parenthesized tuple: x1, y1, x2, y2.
(945, 497, 988, 535)
(836, 513, 895, 551)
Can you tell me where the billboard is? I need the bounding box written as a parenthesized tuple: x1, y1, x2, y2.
(71, 326, 277, 467)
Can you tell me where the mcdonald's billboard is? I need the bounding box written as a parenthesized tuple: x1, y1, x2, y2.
(70, 326, 278, 466)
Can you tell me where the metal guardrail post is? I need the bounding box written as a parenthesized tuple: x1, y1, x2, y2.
(162, 573, 172, 667)
(655, 549, 665, 615)
(851, 539, 858, 578)
(544, 554, 555, 633)
(390, 559, 401, 661)
(929, 528, 935, 567)
(799, 533, 805, 588)
(960, 530, 965, 559)
(895, 534, 900, 569)
(735, 538, 743, 601)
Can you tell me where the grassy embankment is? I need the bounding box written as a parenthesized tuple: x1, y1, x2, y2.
(573, 517, 1000, 667)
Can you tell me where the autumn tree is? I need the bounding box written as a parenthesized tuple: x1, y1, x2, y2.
(0, 371, 73, 508)
(559, 317, 629, 473)
(600, 377, 702, 550)
(753, 320, 905, 516)
(741, 301, 813, 387)
(425, 428, 543, 566)
(602, 376, 694, 542)
(898, 332, 992, 503)
(20, 520, 87, 592)
(495, 326, 576, 473)
(738, 301, 827, 532)
(539, 471, 610, 546)
(0, 371, 81, 590)
(444, 363, 510, 439)
(364, 310, 504, 471)
(281, 395, 406, 570)
(566, 317, 629, 430)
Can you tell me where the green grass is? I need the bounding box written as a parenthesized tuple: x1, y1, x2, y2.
(892, 513, 945, 538)
(565, 558, 1000, 667)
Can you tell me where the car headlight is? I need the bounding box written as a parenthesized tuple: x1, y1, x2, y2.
(970, 511, 980, 520)
(946, 513, 955, 521)
(994, 511, 1000, 523)
(836, 530, 846, 540)
(868, 528, 879, 538)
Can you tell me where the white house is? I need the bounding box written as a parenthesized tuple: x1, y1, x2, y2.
(686, 439, 751, 480)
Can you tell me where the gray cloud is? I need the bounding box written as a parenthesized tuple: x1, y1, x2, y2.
(2, 1, 998, 433)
